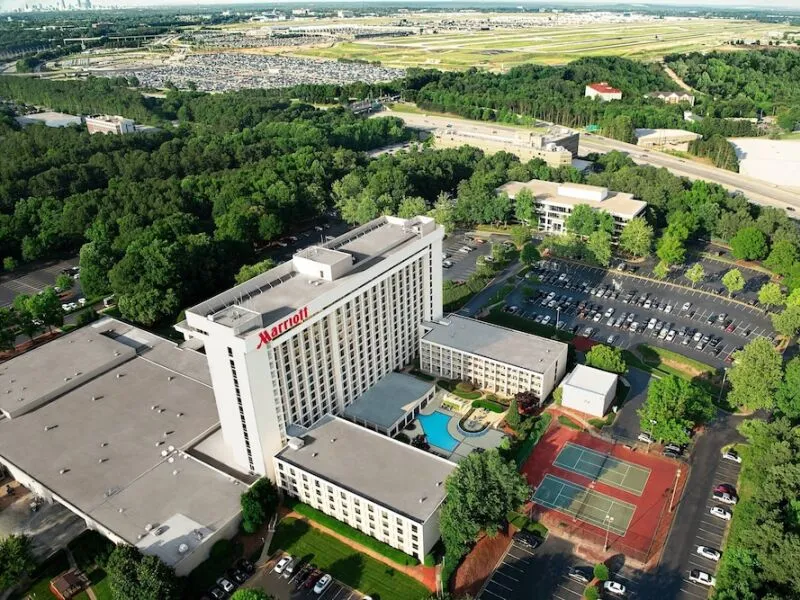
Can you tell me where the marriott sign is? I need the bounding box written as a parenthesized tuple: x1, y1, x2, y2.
(256, 307, 310, 349)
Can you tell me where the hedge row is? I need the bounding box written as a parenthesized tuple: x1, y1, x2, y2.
(472, 398, 506, 413)
(287, 499, 420, 566)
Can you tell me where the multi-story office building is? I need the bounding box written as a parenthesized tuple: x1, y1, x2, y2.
(85, 115, 136, 135)
(274, 416, 455, 561)
(419, 315, 568, 401)
(496, 179, 647, 236)
(180, 215, 444, 477)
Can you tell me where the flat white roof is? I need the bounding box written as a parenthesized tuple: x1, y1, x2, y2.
(343, 372, 434, 430)
(497, 179, 646, 219)
(0, 319, 244, 564)
(562, 364, 618, 395)
(635, 128, 701, 142)
(421, 314, 567, 374)
(276, 416, 455, 522)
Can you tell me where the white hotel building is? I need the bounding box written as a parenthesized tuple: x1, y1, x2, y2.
(180, 215, 444, 478)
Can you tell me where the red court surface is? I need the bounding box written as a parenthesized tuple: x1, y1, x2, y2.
(521, 419, 687, 565)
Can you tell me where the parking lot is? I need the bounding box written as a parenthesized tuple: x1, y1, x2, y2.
(0, 257, 80, 307)
(441, 232, 495, 282)
(249, 554, 364, 600)
(480, 535, 641, 600)
(505, 259, 776, 369)
(673, 456, 741, 600)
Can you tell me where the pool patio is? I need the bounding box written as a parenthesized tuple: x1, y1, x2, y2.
(402, 390, 509, 462)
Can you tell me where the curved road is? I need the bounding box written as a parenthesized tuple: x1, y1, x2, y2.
(382, 109, 800, 216)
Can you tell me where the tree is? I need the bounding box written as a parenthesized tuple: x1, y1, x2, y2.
(55, 273, 73, 291)
(764, 239, 798, 276)
(397, 196, 428, 219)
(722, 269, 745, 297)
(514, 188, 537, 226)
(106, 544, 181, 600)
(772, 305, 800, 338)
(0, 534, 36, 590)
(587, 230, 612, 267)
(684, 263, 705, 288)
(730, 227, 769, 261)
(510, 225, 532, 248)
(241, 477, 279, 534)
(0, 307, 17, 352)
(28, 287, 63, 332)
(727, 337, 783, 410)
(564, 204, 596, 238)
(594, 563, 610, 582)
(656, 234, 685, 267)
(638, 375, 715, 445)
(520, 242, 540, 266)
(603, 114, 636, 144)
(758, 282, 786, 312)
(3, 257, 17, 271)
(439, 450, 529, 562)
(584, 586, 600, 600)
(776, 357, 800, 421)
(232, 591, 274, 600)
(585, 345, 627, 374)
(618, 217, 653, 258)
(79, 240, 116, 299)
(12, 294, 41, 342)
(505, 398, 521, 431)
(652, 260, 670, 280)
(430, 193, 456, 234)
(235, 259, 276, 285)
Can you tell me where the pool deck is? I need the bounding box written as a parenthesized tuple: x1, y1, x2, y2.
(405, 391, 508, 462)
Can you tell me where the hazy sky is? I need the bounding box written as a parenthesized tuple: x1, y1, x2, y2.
(4, 0, 800, 10)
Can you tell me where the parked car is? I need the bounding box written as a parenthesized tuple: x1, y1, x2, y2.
(681, 302, 691, 311)
(514, 531, 542, 549)
(607, 334, 616, 344)
(696, 546, 721, 561)
(274, 555, 293, 574)
(689, 569, 717, 587)
(217, 577, 236, 593)
(710, 506, 732, 520)
(235, 559, 254, 576)
(314, 574, 333, 594)
(304, 570, 323, 589)
(567, 565, 594, 584)
(603, 581, 626, 596)
(638, 432, 655, 444)
(208, 586, 226, 600)
(715, 483, 736, 496)
(712, 490, 738, 505)
(723, 449, 742, 463)
(227, 568, 248, 584)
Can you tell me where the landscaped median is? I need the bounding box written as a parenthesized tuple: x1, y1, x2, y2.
(269, 518, 430, 600)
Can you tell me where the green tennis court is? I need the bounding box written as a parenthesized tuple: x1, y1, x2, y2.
(532, 474, 636, 535)
(554, 442, 651, 496)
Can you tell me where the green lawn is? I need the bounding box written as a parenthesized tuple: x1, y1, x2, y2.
(10, 550, 70, 600)
(269, 518, 429, 600)
(557, 415, 582, 430)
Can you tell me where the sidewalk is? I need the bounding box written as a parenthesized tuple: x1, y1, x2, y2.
(285, 511, 438, 592)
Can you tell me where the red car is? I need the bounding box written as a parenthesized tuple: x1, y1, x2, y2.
(304, 570, 323, 589)
(715, 483, 736, 495)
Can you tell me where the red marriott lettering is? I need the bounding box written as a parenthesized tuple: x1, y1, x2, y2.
(256, 307, 310, 349)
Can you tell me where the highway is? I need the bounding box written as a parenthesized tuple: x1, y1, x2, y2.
(382, 108, 800, 216)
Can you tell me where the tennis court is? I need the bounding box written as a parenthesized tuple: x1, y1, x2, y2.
(554, 442, 651, 496)
(532, 474, 636, 535)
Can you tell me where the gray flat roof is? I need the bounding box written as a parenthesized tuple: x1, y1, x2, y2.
(0, 325, 136, 418)
(276, 416, 455, 522)
(343, 372, 434, 430)
(562, 364, 618, 394)
(421, 315, 568, 374)
(0, 319, 243, 556)
(188, 215, 438, 332)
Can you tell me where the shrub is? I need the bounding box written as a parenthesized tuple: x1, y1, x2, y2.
(395, 432, 410, 443)
(456, 382, 474, 392)
(557, 415, 582, 430)
(240, 478, 279, 534)
(423, 553, 436, 567)
(584, 585, 600, 600)
(514, 413, 552, 467)
(594, 563, 609, 581)
(288, 499, 419, 566)
(553, 386, 563, 405)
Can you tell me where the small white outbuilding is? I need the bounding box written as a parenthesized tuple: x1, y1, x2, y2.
(560, 364, 618, 417)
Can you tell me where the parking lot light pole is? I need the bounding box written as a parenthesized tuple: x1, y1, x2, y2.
(670, 468, 682, 513)
(603, 515, 614, 552)
(717, 368, 729, 407)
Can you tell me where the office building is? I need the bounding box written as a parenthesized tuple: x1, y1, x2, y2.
(496, 179, 647, 236)
(85, 115, 136, 135)
(0, 319, 245, 576)
(179, 215, 444, 477)
(419, 315, 568, 401)
(560, 365, 618, 417)
(585, 82, 622, 101)
(434, 125, 579, 167)
(646, 91, 695, 106)
(274, 416, 455, 561)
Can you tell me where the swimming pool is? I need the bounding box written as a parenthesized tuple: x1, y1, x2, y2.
(418, 411, 459, 453)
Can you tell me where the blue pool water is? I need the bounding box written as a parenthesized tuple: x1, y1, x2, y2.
(418, 411, 459, 452)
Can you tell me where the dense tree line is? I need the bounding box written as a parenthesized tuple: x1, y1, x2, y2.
(665, 49, 800, 121)
(688, 134, 740, 171)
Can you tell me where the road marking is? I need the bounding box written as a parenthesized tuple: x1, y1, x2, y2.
(481, 588, 506, 600)
(497, 566, 522, 579)
(679, 587, 709, 599)
(557, 585, 584, 597)
(487, 579, 513, 591)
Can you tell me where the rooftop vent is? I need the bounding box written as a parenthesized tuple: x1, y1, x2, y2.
(178, 543, 189, 554)
(168, 445, 175, 452)
(176, 412, 184, 418)
(419, 497, 426, 503)
(312, 452, 318, 457)
(160, 450, 168, 457)
(155, 441, 164, 447)
(145, 523, 154, 532)
(151, 405, 159, 411)
(330, 438, 336, 443)
(59, 468, 68, 475)
(44, 424, 56, 431)
(98, 458, 107, 464)
(100, 442, 108, 447)
(172, 470, 179, 476)
(167, 376, 174, 382)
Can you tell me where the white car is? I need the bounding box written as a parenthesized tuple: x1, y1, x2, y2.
(689, 569, 716, 587)
(443, 260, 453, 269)
(558, 273, 567, 281)
(442, 253, 449, 260)
(665, 304, 673, 313)
(542, 315, 551, 325)
(713, 490, 738, 505)
(696, 545, 721, 561)
(605, 307, 615, 318)
(723, 449, 742, 463)
(692, 331, 703, 342)
(603, 580, 626, 596)
(458, 246, 472, 253)
(682, 302, 691, 312)
(314, 574, 333, 594)
(217, 578, 235, 593)
(274, 556, 292, 574)
(638, 432, 655, 444)
(710, 506, 732, 520)
(647, 317, 657, 330)
(607, 334, 616, 344)
(666, 330, 676, 342)
(593, 313, 602, 322)
(644, 298, 652, 309)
